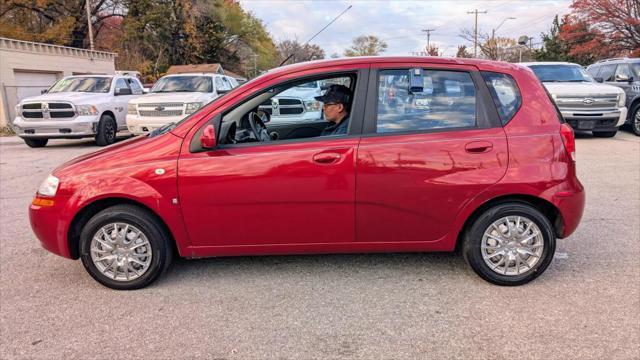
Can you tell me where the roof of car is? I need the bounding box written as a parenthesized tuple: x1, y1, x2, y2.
(162, 73, 224, 77)
(518, 61, 581, 66)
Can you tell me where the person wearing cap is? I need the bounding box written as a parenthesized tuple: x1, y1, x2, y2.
(315, 84, 352, 136)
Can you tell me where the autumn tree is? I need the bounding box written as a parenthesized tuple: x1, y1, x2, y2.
(0, 0, 124, 48)
(425, 45, 440, 56)
(535, 15, 572, 61)
(276, 39, 325, 66)
(459, 28, 519, 61)
(559, 16, 616, 65)
(455, 45, 472, 58)
(344, 35, 387, 57)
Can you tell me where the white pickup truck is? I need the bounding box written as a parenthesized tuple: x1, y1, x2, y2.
(126, 73, 239, 135)
(521, 62, 627, 137)
(13, 75, 144, 147)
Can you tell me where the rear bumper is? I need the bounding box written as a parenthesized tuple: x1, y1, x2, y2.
(553, 181, 586, 238)
(29, 195, 74, 259)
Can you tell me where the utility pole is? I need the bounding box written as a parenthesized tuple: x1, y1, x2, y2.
(85, 0, 94, 51)
(467, 9, 487, 58)
(422, 29, 435, 50)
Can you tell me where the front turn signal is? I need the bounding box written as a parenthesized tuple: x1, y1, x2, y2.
(32, 197, 55, 207)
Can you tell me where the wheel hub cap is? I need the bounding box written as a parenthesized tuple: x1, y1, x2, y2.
(481, 216, 544, 276)
(90, 222, 152, 282)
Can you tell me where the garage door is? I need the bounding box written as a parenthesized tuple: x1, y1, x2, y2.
(14, 71, 60, 102)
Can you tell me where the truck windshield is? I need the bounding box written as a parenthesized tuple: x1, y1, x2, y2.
(151, 76, 212, 93)
(48, 77, 112, 93)
(528, 65, 593, 83)
(296, 81, 318, 89)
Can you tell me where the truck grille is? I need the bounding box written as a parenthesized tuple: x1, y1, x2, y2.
(554, 94, 618, 110)
(136, 102, 184, 117)
(20, 102, 76, 120)
(259, 97, 304, 116)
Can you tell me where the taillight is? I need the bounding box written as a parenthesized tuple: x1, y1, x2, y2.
(560, 123, 576, 161)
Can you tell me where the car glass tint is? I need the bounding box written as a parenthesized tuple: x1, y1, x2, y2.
(376, 69, 477, 133)
(48, 77, 112, 93)
(152, 76, 213, 93)
(481, 72, 522, 125)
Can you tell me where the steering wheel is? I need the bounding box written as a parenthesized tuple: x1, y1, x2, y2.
(248, 111, 272, 142)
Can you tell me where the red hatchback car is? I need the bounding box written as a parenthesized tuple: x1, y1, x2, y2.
(30, 57, 585, 289)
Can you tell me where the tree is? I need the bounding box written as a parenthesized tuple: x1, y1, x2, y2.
(455, 45, 472, 58)
(0, 0, 125, 48)
(535, 15, 572, 61)
(459, 28, 519, 61)
(425, 45, 440, 56)
(276, 39, 325, 66)
(344, 35, 387, 57)
(559, 15, 616, 65)
(570, 0, 640, 56)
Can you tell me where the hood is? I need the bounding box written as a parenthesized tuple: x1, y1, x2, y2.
(278, 87, 321, 100)
(543, 82, 624, 96)
(53, 133, 182, 180)
(130, 92, 215, 104)
(20, 92, 108, 104)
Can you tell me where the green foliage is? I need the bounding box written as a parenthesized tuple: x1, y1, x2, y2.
(534, 15, 572, 62)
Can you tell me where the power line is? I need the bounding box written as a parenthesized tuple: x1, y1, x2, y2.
(467, 9, 488, 58)
(422, 28, 435, 49)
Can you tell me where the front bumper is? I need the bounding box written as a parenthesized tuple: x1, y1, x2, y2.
(561, 107, 627, 131)
(29, 195, 74, 259)
(126, 114, 183, 135)
(13, 115, 99, 138)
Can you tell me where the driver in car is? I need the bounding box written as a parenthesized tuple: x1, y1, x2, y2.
(316, 85, 352, 136)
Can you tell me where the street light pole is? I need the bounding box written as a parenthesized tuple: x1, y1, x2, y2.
(491, 17, 515, 60)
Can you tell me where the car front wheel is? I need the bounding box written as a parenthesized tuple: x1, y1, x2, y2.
(463, 203, 556, 286)
(24, 138, 48, 148)
(79, 205, 173, 290)
(95, 114, 117, 146)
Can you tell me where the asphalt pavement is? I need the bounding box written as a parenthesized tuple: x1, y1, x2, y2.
(1, 131, 638, 359)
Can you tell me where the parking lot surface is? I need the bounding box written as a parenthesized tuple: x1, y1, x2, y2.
(1, 132, 639, 359)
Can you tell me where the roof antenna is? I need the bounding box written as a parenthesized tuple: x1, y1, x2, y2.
(278, 5, 352, 67)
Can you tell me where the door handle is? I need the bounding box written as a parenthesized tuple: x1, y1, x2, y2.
(313, 152, 342, 164)
(465, 141, 493, 153)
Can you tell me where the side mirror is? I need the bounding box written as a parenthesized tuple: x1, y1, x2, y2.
(216, 89, 230, 95)
(615, 74, 630, 82)
(594, 77, 604, 83)
(115, 88, 132, 96)
(41, 89, 48, 94)
(409, 68, 424, 93)
(200, 124, 216, 149)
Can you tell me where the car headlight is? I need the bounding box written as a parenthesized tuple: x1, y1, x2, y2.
(128, 103, 137, 115)
(76, 105, 98, 116)
(304, 100, 322, 112)
(37, 174, 59, 197)
(618, 93, 626, 107)
(185, 102, 203, 114)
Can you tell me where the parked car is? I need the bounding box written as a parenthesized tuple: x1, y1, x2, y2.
(521, 61, 627, 137)
(126, 73, 239, 135)
(586, 57, 640, 136)
(12, 75, 144, 147)
(29, 57, 585, 289)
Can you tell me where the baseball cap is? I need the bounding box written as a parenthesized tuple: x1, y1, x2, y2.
(314, 84, 351, 105)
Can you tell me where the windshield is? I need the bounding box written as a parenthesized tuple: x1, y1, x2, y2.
(151, 76, 213, 93)
(48, 77, 112, 93)
(528, 65, 593, 82)
(296, 81, 318, 89)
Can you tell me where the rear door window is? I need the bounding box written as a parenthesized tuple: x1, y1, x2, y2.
(481, 72, 522, 125)
(375, 69, 477, 133)
(599, 64, 616, 81)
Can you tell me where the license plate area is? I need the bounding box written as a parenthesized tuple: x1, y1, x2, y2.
(578, 120, 595, 129)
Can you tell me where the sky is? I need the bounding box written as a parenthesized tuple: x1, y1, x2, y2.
(239, 0, 573, 57)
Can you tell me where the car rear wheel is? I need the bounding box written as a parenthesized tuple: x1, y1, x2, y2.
(79, 205, 173, 290)
(462, 203, 556, 286)
(592, 130, 617, 138)
(24, 138, 48, 148)
(630, 105, 640, 136)
(95, 114, 117, 146)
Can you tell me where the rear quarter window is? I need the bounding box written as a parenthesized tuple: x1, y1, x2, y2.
(481, 72, 521, 125)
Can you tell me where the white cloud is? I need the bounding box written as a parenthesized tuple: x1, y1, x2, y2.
(240, 0, 572, 57)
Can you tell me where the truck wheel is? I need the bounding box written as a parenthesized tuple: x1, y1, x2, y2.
(592, 130, 617, 138)
(630, 105, 640, 136)
(79, 204, 173, 290)
(24, 138, 48, 148)
(462, 202, 556, 286)
(95, 114, 117, 146)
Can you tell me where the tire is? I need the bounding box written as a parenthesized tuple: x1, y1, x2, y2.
(592, 130, 617, 138)
(95, 114, 117, 146)
(79, 204, 173, 290)
(462, 203, 556, 286)
(23, 138, 48, 148)
(630, 105, 640, 136)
